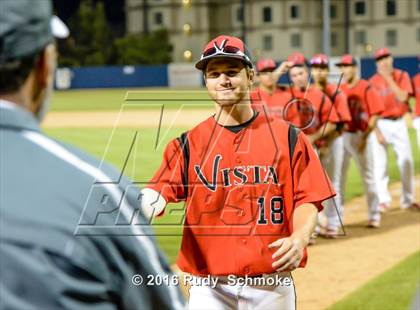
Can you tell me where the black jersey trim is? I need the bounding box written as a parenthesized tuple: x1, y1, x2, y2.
(176, 132, 190, 199)
(288, 125, 300, 199)
(223, 111, 259, 133)
(288, 125, 300, 164)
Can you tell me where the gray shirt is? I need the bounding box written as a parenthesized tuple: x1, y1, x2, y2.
(0, 100, 185, 309)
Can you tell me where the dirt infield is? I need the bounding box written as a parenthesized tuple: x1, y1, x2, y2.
(43, 109, 416, 129)
(43, 109, 215, 128)
(44, 110, 420, 309)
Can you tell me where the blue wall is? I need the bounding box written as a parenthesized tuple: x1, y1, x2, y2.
(59, 56, 418, 89)
(67, 65, 168, 89)
(361, 56, 418, 79)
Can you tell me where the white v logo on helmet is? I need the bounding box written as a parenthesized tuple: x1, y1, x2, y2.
(213, 39, 227, 53)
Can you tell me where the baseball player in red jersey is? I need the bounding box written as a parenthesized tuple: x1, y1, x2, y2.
(369, 48, 419, 211)
(286, 52, 340, 144)
(336, 54, 385, 228)
(140, 36, 335, 309)
(412, 56, 420, 149)
(309, 54, 352, 237)
(250, 58, 292, 119)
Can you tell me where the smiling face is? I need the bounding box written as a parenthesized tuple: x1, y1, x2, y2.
(204, 58, 254, 107)
(289, 66, 309, 89)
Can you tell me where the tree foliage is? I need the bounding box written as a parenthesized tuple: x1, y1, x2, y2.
(114, 29, 172, 65)
(58, 0, 113, 66)
(57, 0, 172, 67)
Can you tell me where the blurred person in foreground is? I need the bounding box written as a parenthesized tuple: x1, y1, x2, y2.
(369, 48, 419, 212)
(0, 1, 184, 309)
(336, 55, 385, 228)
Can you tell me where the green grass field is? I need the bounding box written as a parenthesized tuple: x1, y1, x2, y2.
(327, 251, 420, 310)
(51, 88, 213, 111)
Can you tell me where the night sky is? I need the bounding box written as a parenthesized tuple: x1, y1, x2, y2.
(52, 0, 125, 36)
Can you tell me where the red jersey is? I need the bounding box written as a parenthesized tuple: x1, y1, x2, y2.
(250, 87, 292, 119)
(148, 113, 335, 276)
(287, 86, 340, 135)
(340, 79, 385, 132)
(413, 73, 420, 117)
(369, 69, 413, 118)
(323, 84, 352, 123)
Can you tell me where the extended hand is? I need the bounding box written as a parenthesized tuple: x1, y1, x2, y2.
(269, 235, 305, 272)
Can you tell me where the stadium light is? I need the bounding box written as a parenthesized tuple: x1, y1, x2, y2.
(183, 50, 193, 62)
(364, 43, 372, 53)
(183, 23, 192, 35)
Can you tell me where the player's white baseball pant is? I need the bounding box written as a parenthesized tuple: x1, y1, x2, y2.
(372, 118, 415, 208)
(321, 136, 344, 231)
(187, 272, 295, 310)
(413, 117, 420, 150)
(340, 131, 381, 223)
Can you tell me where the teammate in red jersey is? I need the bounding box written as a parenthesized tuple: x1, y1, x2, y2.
(250, 58, 292, 119)
(336, 54, 385, 228)
(140, 36, 335, 309)
(309, 53, 352, 237)
(369, 48, 418, 211)
(310, 54, 351, 125)
(286, 52, 340, 145)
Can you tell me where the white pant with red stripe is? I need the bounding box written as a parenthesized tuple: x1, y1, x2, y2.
(187, 272, 296, 310)
(372, 118, 415, 208)
(340, 131, 381, 222)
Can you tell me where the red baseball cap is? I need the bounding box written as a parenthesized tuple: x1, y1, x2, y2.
(287, 52, 306, 67)
(256, 58, 276, 72)
(336, 54, 357, 66)
(374, 47, 391, 60)
(310, 54, 329, 66)
(195, 35, 253, 70)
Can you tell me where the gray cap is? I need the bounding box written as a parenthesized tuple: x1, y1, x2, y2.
(0, 0, 53, 62)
